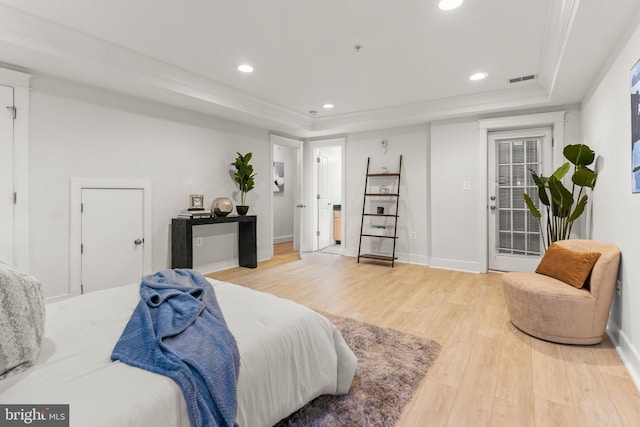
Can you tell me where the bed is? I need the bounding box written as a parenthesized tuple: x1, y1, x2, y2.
(0, 270, 357, 427)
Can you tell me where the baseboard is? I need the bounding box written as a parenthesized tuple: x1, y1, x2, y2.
(194, 259, 240, 275)
(273, 235, 293, 244)
(396, 252, 429, 266)
(340, 250, 429, 266)
(429, 257, 482, 273)
(196, 249, 272, 274)
(607, 323, 640, 391)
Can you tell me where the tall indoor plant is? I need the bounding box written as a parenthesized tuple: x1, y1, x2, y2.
(523, 144, 598, 251)
(231, 152, 256, 215)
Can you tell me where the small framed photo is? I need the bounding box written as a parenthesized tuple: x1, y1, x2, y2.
(189, 194, 204, 210)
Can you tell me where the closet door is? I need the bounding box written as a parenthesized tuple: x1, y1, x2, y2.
(0, 85, 14, 264)
(81, 188, 145, 293)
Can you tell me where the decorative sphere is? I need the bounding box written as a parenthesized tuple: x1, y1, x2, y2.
(211, 197, 233, 217)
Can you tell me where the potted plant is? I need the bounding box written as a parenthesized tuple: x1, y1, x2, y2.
(231, 152, 256, 215)
(523, 144, 598, 251)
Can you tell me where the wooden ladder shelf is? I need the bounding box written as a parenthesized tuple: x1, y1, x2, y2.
(357, 155, 403, 267)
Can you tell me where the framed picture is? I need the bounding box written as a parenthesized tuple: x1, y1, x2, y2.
(631, 58, 640, 192)
(273, 161, 285, 192)
(189, 194, 204, 210)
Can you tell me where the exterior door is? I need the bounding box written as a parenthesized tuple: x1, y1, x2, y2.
(81, 188, 144, 293)
(0, 85, 13, 264)
(488, 128, 552, 271)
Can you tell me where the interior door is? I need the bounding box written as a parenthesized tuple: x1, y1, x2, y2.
(81, 188, 144, 293)
(294, 143, 304, 257)
(317, 153, 332, 250)
(488, 128, 552, 272)
(0, 85, 14, 264)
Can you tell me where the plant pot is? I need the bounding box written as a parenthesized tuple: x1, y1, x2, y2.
(236, 205, 249, 216)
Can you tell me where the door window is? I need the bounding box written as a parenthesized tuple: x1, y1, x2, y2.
(496, 138, 542, 256)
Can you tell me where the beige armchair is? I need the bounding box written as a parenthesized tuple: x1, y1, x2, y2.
(501, 239, 621, 345)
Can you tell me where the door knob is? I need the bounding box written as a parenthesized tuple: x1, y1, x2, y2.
(134, 239, 143, 245)
(296, 204, 306, 208)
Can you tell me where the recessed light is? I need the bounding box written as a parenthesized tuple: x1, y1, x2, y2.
(238, 64, 254, 73)
(322, 103, 334, 109)
(470, 72, 488, 81)
(439, 0, 463, 11)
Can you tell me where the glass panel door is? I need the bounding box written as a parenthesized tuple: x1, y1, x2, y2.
(496, 138, 542, 256)
(488, 128, 552, 272)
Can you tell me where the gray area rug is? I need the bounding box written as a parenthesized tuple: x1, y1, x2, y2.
(275, 313, 442, 427)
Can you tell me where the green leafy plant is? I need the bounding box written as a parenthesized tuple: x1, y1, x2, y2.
(523, 144, 597, 251)
(231, 152, 256, 205)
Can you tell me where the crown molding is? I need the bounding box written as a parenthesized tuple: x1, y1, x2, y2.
(538, 0, 581, 96)
(0, 3, 577, 137)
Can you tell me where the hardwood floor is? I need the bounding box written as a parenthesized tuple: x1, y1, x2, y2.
(207, 252, 640, 426)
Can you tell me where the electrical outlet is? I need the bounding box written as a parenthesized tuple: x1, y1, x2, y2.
(196, 237, 203, 247)
(463, 181, 471, 191)
(410, 231, 417, 240)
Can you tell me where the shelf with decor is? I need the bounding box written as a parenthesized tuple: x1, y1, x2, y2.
(357, 155, 403, 267)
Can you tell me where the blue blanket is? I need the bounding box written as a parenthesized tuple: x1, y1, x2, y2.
(111, 269, 240, 427)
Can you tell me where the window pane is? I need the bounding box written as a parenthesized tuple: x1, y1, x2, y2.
(498, 165, 510, 186)
(499, 210, 511, 231)
(527, 233, 541, 254)
(513, 210, 525, 232)
(513, 233, 526, 251)
(512, 165, 525, 187)
(498, 142, 510, 164)
(512, 141, 525, 163)
(499, 188, 511, 208)
(512, 188, 525, 209)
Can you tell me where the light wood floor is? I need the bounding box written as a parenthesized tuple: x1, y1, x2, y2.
(207, 251, 640, 427)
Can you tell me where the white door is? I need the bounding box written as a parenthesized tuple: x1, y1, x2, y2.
(488, 128, 553, 272)
(316, 153, 332, 250)
(293, 143, 304, 257)
(81, 188, 145, 293)
(0, 85, 14, 264)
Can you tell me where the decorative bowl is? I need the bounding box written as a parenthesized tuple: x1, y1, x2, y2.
(211, 197, 233, 217)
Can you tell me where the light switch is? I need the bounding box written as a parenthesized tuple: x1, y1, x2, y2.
(463, 181, 471, 191)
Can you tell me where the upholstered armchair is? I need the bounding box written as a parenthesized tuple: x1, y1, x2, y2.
(501, 239, 621, 345)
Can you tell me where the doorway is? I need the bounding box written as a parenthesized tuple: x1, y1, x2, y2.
(488, 128, 553, 272)
(270, 135, 304, 259)
(312, 140, 344, 253)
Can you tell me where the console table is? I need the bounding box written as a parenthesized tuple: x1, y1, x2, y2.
(171, 215, 257, 269)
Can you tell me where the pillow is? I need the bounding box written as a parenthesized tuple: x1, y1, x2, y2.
(0, 258, 45, 379)
(535, 243, 601, 289)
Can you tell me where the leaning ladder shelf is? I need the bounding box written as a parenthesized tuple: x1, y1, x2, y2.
(357, 155, 403, 267)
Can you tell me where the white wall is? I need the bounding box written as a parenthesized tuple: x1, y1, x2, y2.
(430, 120, 482, 271)
(343, 125, 429, 264)
(29, 76, 272, 299)
(581, 13, 640, 385)
(272, 143, 295, 243)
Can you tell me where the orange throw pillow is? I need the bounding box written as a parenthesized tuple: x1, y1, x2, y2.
(535, 243, 601, 288)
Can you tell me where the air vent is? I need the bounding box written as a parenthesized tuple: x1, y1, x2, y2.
(509, 74, 536, 84)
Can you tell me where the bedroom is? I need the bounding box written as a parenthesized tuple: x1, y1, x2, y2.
(2, 0, 640, 425)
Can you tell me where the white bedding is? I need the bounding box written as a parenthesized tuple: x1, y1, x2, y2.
(0, 278, 357, 427)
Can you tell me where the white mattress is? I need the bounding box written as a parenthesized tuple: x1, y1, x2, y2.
(0, 278, 357, 427)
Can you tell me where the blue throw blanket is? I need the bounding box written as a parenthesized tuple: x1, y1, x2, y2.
(111, 269, 240, 427)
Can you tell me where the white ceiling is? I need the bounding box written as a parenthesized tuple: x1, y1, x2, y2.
(1, 0, 639, 137)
